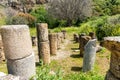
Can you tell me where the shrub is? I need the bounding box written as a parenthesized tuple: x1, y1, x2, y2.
(30, 6, 59, 28)
(96, 15, 120, 40)
(17, 12, 36, 26)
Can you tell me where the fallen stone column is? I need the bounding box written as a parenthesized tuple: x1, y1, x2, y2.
(79, 36, 91, 57)
(49, 33, 57, 55)
(82, 39, 97, 72)
(101, 37, 120, 80)
(1, 25, 36, 79)
(37, 23, 50, 64)
(39, 41, 50, 64)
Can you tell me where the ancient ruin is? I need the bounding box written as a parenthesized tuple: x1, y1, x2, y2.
(1, 25, 36, 79)
(101, 37, 120, 80)
(37, 23, 50, 64)
(49, 33, 57, 55)
(79, 36, 91, 57)
(83, 39, 97, 72)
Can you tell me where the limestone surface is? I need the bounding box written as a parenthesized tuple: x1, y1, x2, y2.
(1, 25, 33, 60)
(82, 39, 97, 72)
(37, 23, 49, 42)
(49, 33, 57, 55)
(7, 53, 36, 80)
(39, 41, 50, 64)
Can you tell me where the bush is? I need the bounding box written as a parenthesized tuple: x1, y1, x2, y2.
(96, 15, 120, 40)
(6, 15, 29, 25)
(17, 12, 36, 27)
(30, 6, 60, 28)
(6, 12, 35, 26)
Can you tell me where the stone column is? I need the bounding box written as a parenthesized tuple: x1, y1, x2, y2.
(0, 34, 5, 62)
(37, 23, 50, 64)
(79, 36, 91, 57)
(49, 33, 57, 55)
(79, 33, 86, 49)
(61, 30, 66, 39)
(89, 32, 96, 39)
(31, 36, 37, 46)
(82, 39, 97, 72)
(101, 37, 120, 80)
(73, 34, 78, 41)
(1, 25, 35, 79)
(73, 34, 79, 43)
(57, 33, 61, 49)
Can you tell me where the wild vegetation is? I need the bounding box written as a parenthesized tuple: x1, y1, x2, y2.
(0, 0, 120, 80)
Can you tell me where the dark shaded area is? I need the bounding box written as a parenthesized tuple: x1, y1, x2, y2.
(70, 54, 80, 58)
(71, 48, 79, 50)
(71, 67, 82, 72)
(36, 62, 42, 66)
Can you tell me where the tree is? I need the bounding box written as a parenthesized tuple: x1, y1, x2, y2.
(47, 0, 92, 26)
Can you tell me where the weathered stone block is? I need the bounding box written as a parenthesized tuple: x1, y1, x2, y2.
(82, 39, 97, 72)
(102, 37, 120, 79)
(79, 36, 91, 57)
(1, 25, 33, 60)
(89, 32, 96, 39)
(37, 23, 49, 42)
(110, 53, 120, 78)
(7, 53, 36, 80)
(39, 41, 50, 64)
(105, 70, 120, 80)
(49, 33, 57, 55)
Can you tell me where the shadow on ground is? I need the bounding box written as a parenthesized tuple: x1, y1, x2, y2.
(70, 54, 80, 58)
(71, 67, 82, 72)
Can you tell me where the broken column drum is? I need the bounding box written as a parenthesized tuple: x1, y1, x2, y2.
(82, 39, 97, 72)
(1, 25, 35, 79)
(57, 33, 61, 49)
(79, 33, 86, 49)
(49, 33, 57, 55)
(102, 37, 120, 80)
(61, 30, 66, 39)
(39, 41, 50, 64)
(89, 32, 96, 39)
(37, 23, 50, 64)
(79, 36, 91, 57)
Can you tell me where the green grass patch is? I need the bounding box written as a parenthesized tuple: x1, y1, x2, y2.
(30, 27, 36, 36)
(63, 71, 104, 80)
(0, 62, 8, 73)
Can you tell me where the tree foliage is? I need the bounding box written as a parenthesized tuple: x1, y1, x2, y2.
(47, 0, 92, 26)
